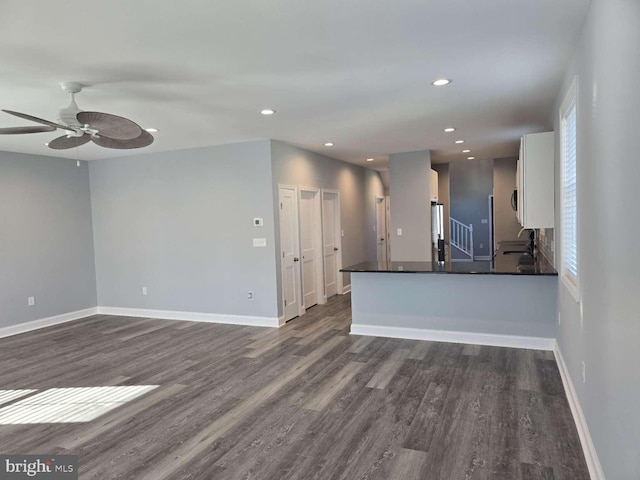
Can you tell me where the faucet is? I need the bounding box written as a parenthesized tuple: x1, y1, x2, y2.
(518, 228, 536, 255)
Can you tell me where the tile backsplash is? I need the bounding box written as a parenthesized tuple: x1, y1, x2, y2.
(538, 228, 555, 266)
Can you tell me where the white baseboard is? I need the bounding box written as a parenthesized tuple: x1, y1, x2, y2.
(474, 255, 492, 261)
(350, 324, 555, 351)
(554, 342, 605, 480)
(450, 258, 474, 263)
(342, 284, 352, 295)
(0, 307, 98, 339)
(97, 307, 279, 328)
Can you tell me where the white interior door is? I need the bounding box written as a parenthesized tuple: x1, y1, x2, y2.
(375, 196, 387, 263)
(322, 190, 342, 298)
(299, 188, 322, 309)
(279, 185, 302, 321)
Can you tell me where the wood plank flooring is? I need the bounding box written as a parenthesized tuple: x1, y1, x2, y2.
(0, 294, 590, 479)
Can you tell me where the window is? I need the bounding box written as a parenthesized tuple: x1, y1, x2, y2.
(560, 78, 578, 300)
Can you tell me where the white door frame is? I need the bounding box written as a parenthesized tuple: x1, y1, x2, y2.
(489, 194, 495, 257)
(321, 189, 344, 297)
(278, 184, 304, 321)
(299, 186, 326, 308)
(385, 195, 391, 262)
(375, 196, 387, 263)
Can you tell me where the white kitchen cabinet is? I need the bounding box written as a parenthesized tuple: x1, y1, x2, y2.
(517, 131, 555, 229)
(430, 169, 438, 202)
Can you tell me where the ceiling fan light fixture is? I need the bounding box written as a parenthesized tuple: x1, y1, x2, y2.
(2, 83, 153, 151)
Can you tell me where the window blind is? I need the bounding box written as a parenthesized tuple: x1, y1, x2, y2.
(561, 97, 578, 287)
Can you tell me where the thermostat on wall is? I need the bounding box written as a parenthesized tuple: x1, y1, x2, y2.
(253, 218, 264, 227)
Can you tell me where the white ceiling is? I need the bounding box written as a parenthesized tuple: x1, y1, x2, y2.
(0, 0, 590, 169)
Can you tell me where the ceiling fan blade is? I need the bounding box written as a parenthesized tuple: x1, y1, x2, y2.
(77, 111, 142, 140)
(48, 134, 91, 150)
(0, 125, 56, 134)
(2, 109, 74, 132)
(91, 130, 154, 150)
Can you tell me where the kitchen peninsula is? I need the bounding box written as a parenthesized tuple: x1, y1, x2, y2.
(342, 257, 558, 350)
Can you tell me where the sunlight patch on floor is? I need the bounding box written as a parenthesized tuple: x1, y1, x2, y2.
(0, 385, 158, 424)
(0, 390, 37, 407)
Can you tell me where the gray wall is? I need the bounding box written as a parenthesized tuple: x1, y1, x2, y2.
(554, 0, 640, 477)
(449, 159, 493, 259)
(0, 152, 97, 328)
(351, 273, 557, 339)
(90, 140, 279, 319)
(493, 158, 522, 246)
(270, 140, 381, 315)
(389, 150, 432, 261)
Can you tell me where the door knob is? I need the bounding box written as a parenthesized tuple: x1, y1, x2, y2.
(333, 247, 339, 251)
(294, 257, 300, 262)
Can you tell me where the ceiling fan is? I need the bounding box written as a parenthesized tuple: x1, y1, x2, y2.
(0, 82, 154, 150)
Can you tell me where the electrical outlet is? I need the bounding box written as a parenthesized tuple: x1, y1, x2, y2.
(479, 243, 484, 249)
(142, 286, 148, 296)
(397, 228, 402, 236)
(247, 291, 253, 300)
(27, 296, 35, 307)
(581, 361, 586, 383)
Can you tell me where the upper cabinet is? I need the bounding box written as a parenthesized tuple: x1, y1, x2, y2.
(430, 169, 438, 202)
(517, 131, 555, 229)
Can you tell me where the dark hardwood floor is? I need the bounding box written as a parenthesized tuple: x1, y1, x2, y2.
(0, 294, 589, 479)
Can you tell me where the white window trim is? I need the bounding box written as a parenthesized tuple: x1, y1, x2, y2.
(559, 76, 579, 302)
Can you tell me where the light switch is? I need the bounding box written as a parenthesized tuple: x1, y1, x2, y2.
(397, 228, 402, 236)
(481, 219, 488, 224)
(341, 230, 345, 237)
(253, 238, 267, 247)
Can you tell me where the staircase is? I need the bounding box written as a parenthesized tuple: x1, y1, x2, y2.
(450, 218, 474, 260)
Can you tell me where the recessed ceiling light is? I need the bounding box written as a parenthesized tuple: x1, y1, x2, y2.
(145, 128, 158, 133)
(462, 149, 471, 153)
(467, 156, 475, 160)
(366, 158, 374, 162)
(455, 140, 464, 144)
(444, 127, 455, 133)
(324, 142, 334, 147)
(432, 79, 451, 86)
(260, 109, 276, 115)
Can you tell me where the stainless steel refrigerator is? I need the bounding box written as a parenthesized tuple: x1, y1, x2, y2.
(431, 202, 445, 262)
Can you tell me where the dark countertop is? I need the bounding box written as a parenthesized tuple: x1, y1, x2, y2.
(341, 255, 557, 276)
